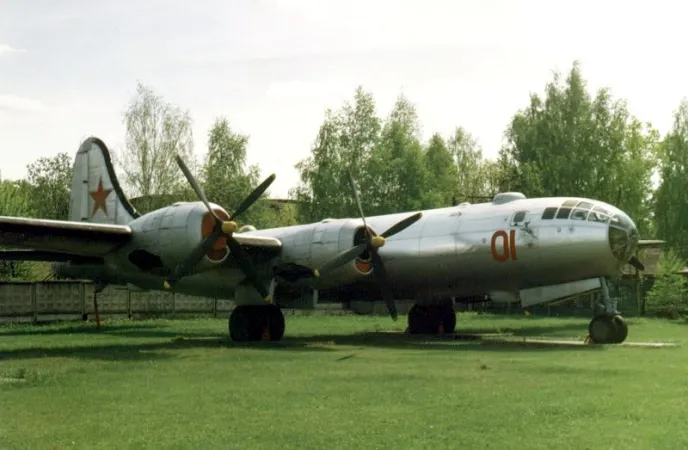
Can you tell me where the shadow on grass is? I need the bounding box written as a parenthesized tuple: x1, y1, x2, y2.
(0, 314, 606, 339)
(0, 328, 608, 362)
(0, 323, 218, 339)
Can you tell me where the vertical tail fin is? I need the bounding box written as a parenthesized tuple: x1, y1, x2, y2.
(68, 137, 140, 225)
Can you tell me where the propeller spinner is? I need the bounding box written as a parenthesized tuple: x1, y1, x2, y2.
(313, 170, 423, 320)
(163, 154, 276, 302)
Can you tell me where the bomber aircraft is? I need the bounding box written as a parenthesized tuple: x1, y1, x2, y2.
(0, 138, 647, 344)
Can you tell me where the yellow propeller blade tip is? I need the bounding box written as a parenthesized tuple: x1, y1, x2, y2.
(163, 281, 171, 289)
(264, 295, 272, 303)
(313, 269, 320, 277)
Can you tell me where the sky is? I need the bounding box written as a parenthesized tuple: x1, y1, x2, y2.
(0, 0, 686, 199)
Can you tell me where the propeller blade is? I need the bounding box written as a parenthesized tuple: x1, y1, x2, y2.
(164, 224, 224, 288)
(227, 238, 271, 301)
(174, 154, 223, 223)
(315, 243, 368, 277)
(347, 169, 368, 234)
(380, 212, 423, 239)
(371, 250, 397, 320)
(230, 174, 276, 221)
(628, 256, 645, 271)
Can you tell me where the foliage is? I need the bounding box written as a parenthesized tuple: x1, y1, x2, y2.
(290, 88, 504, 222)
(499, 61, 658, 236)
(115, 82, 197, 203)
(201, 117, 280, 228)
(0, 180, 50, 280)
(654, 99, 688, 260)
(291, 86, 382, 222)
(646, 249, 688, 317)
(25, 152, 72, 220)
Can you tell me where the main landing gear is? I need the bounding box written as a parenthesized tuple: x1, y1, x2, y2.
(407, 301, 457, 335)
(587, 277, 628, 344)
(228, 304, 285, 342)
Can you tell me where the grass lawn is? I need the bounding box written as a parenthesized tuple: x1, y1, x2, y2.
(1, 313, 687, 449)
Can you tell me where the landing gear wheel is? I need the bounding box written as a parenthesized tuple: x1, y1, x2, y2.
(407, 303, 456, 335)
(229, 305, 261, 342)
(228, 304, 286, 342)
(264, 304, 285, 341)
(588, 314, 627, 344)
(439, 305, 457, 335)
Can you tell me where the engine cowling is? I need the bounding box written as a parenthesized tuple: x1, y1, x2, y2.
(124, 201, 231, 273)
(273, 218, 375, 289)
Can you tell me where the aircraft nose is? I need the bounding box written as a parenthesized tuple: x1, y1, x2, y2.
(608, 210, 640, 263)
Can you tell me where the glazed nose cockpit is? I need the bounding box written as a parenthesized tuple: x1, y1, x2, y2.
(540, 199, 640, 265)
(608, 211, 640, 263)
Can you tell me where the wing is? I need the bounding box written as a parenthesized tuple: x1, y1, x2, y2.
(0, 216, 132, 257)
(0, 215, 282, 262)
(232, 234, 282, 251)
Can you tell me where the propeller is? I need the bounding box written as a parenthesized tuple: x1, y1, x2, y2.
(313, 170, 423, 320)
(163, 154, 276, 302)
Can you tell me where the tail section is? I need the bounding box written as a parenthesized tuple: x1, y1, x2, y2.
(68, 137, 141, 225)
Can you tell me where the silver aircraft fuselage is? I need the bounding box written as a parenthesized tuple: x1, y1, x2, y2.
(56, 193, 639, 305)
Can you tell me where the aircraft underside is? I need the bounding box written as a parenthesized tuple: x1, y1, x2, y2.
(57, 261, 629, 345)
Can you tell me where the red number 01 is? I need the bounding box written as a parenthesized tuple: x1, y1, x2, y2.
(490, 229, 517, 262)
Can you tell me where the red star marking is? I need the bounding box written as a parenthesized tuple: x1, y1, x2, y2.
(90, 177, 113, 218)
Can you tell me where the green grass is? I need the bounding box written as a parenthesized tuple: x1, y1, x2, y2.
(1, 313, 688, 449)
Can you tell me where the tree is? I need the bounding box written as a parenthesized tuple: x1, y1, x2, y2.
(291, 86, 382, 222)
(26, 152, 72, 220)
(499, 61, 658, 235)
(116, 82, 196, 209)
(646, 249, 687, 318)
(448, 127, 497, 203)
(202, 117, 269, 227)
(366, 94, 429, 213)
(423, 133, 457, 207)
(0, 179, 49, 280)
(654, 99, 688, 259)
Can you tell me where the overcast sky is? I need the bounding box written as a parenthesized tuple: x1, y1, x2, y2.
(0, 0, 685, 198)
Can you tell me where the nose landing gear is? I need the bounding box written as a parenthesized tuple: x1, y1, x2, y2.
(588, 314, 628, 344)
(587, 277, 629, 344)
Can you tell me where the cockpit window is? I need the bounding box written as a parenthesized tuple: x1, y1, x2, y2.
(611, 213, 634, 231)
(587, 205, 611, 224)
(512, 211, 526, 224)
(556, 207, 572, 219)
(562, 199, 578, 207)
(571, 201, 594, 221)
(541, 207, 557, 220)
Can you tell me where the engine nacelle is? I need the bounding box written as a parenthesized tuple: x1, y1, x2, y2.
(273, 218, 375, 289)
(123, 201, 231, 273)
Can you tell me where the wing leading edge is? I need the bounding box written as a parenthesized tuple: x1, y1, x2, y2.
(0, 215, 282, 262)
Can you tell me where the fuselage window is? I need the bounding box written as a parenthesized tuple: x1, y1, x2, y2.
(513, 211, 526, 223)
(541, 207, 557, 219)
